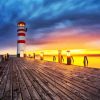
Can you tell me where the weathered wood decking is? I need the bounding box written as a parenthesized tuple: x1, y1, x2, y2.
(0, 58, 100, 100)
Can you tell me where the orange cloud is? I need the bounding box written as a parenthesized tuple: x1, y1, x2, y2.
(35, 31, 100, 50)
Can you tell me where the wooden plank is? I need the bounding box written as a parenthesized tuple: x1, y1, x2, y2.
(12, 59, 23, 100)
(24, 58, 100, 100)
(17, 59, 54, 100)
(15, 60, 32, 100)
(21, 59, 82, 100)
(0, 62, 10, 99)
(35, 62, 100, 94)
(21, 59, 70, 100)
(1, 58, 100, 100)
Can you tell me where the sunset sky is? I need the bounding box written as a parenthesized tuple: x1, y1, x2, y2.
(0, 0, 100, 54)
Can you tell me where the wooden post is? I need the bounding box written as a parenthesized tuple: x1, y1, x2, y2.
(40, 52, 44, 60)
(58, 50, 62, 63)
(67, 50, 71, 65)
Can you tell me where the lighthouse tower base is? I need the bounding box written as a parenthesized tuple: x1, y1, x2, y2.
(17, 54, 20, 57)
(17, 51, 24, 57)
(17, 43, 25, 57)
(17, 53, 24, 57)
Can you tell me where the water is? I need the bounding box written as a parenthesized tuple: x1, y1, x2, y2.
(36, 55, 100, 69)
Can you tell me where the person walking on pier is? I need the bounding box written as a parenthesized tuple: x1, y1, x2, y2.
(83, 56, 88, 67)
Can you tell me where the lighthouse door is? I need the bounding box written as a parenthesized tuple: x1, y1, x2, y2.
(20, 51, 24, 57)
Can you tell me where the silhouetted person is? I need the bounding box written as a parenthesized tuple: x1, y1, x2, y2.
(53, 56, 56, 62)
(83, 56, 88, 67)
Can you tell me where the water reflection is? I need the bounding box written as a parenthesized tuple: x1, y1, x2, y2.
(40, 55, 100, 69)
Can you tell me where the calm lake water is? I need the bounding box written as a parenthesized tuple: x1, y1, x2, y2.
(36, 55, 100, 69)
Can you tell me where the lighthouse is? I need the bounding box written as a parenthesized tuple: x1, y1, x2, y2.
(17, 21, 27, 57)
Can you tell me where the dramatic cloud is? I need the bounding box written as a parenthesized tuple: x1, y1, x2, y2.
(0, 0, 100, 51)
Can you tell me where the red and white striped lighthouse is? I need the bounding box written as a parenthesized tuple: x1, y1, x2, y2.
(17, 21, 27, 57)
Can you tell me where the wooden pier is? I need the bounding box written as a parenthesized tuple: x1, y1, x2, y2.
(0, 58, 100, 100)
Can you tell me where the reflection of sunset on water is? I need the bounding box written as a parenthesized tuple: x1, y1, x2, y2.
(24, 49, 100, 69)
